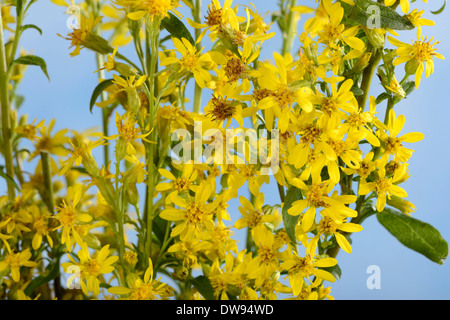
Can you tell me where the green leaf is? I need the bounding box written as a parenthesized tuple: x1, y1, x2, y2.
(377, 208, 448, 264)
(375, 92, 390, 104)
(89, 78, 114, 113)
(21, 24, 43, 36)
(402, 80, 415, 97)
(320, 264, 342, 281)
(191, 275, 216, 300)
(0, 168, 20, 191)
(431, 0, 446, 14)
(13, 55, 50, 80)
(345, 0, 414, 30)
(161, 12, 195, 46)
(24, 260, 60, 296)
(282, 185, 302, 244)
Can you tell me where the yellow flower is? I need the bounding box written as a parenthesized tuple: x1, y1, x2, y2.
(313, 210, 363, 254)
(288, 174, 357, 232)
(58, 13, 107, 57)
(29, 205, 54, 250)
(108, 259, 174, 299)
(234, 192, 277, 230)
(28, 119, 69, 161)
(54, 186, 93, 250)
(62, 243, 119, 296)
(167, 233, 209, 269)
(281, 249, 337, 296)
(379, 109, 424, 163)
(126, 0, 181, 21)
(60, 136, 107, 176)
(317, 78, 358, 127)
(405, 9, 435, 37)
(359, 158, 409, 212)
(318, 0, 365, 51)
(155, 161, 198, 204)
(186, 0, 239, 41)
(106, 111, 153, 161)
(160, 181, 220, 240)
(0, 249, 37, 282)
(204, 83, 250, 127)
(255, 53, 315, 132)
(388, 29, 444, 88)
(246, 225, 281, 287)
(14, 118, 45, 142)
(385, 0, 428, 14)
(160, 37, 213, 89)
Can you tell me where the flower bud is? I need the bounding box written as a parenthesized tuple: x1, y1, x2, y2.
(364, 27, 385, 49)
(405, 59, 421, 76)
(387, 195, 416, 215)
(124, 251, 138, 267)
(83, 33, 114, 55)
(114, 62, 138, 78)
(354, 52, 372, 74)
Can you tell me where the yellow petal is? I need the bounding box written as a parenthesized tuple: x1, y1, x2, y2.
(127, 11, 148, 20)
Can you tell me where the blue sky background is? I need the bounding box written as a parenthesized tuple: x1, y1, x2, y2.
(4, 0, 450, 299)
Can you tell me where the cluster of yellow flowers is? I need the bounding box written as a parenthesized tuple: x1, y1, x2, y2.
(0, 0, 446, 300)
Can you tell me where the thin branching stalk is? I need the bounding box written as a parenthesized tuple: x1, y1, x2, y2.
(0, 4, 16, 200)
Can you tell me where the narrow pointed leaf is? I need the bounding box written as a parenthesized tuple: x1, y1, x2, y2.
(282, 185, 302, 244)
(13, 55, 50, 80)
(89, 79, 114, 113)
(21, 24, 43, 36)
(161, 12, 195, 46)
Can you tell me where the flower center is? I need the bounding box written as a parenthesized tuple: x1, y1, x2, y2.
(6, 253, 21, 269)
(253, 88, 273, 102)
(86, 259, 101, 276)
(300, 125, 322, 145)
(318, 216, 337, 235)
(180, 52, 198, 71)
(33, 217, 49, 235)
(386, 137, 403, 154)
(205, 4, 223, 27)
(347, 112, 367, 128)
(224, 57, 246, 82)
(412, 38, 437, 62)
(327, 139, 346, 157)
(258, 246, 276, 264)
(185, 202, 208, 226)
(322, 97, 339, 115)
(130, 284, 156, 300)
(247, 210, 263, 228)
(56, 202, 77, 227)
(143, 0, 172, 17)
(374, 177, 392, 194)
(209, 96, 236, 122)
(274, 85, 295, 109)
(306, 184, 328, 207)
(172, 177, 191, 192)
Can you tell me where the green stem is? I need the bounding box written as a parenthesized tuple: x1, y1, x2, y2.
(145, 18, 161, 266)
(357, 48, 382, 111)
(0, 5, 15, 200)
(40, 151, 54, 212)
(281, 0, 297, 56)
(384, 97, 394, 125)
(193, 0, 202, 113)
(95, 52, 110, 166)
